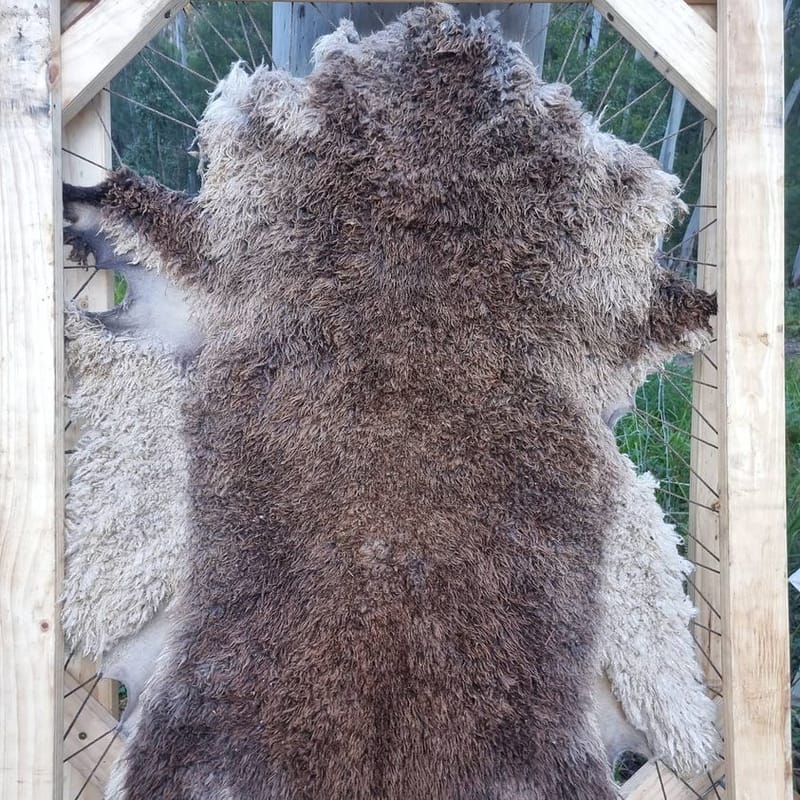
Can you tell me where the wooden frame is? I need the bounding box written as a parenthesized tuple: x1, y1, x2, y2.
(63, 91, 120, 800)
(717, 0, 790, 796)
(0, 3, 64, 800)
(0, 0, 789, 798)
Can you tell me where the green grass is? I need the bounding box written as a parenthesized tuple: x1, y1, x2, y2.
(786, 288, 800, 339)
(616, 365, 694, 538)
(114, 272, 127, 305)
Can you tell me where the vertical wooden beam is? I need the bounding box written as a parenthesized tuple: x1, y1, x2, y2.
(717, 0, 791, 798)
(272, 3, 410, 76)
(0, 1, 64, 799)
(63, 91, 115, 315)
(62, 93, 118, 799)
(689, 122, 722, 694)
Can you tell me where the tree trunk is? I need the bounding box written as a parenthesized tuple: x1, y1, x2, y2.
(175, 9, 189, 67)
(580, 8, 602, 54)
(672, 204, 699, 276)
(620, 50, 643, 138)
(582, 9, 603, 93)
(658, 88, 687, 173)
(786, 75, 800, 123)
(174, 10, 198, 194)
(791, 242, 800, 286)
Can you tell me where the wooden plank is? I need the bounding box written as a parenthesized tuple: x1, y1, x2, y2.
(63, 94, 115, 319)
(62, 95, 119, 800)
(592, 0, 716, 121)
(65, 659, 118, 735)
(61, 0, 185, 123)
(61, 1, 97, 32)
(689, 122, 722, 695)
(717, 0, 791, 798)
(0, 2, 64, 799)
(64, 763, 104, 800)
(621, 759, 726, 799)
(693, 5, 717, 29)
(63, 93, 120, 734)
(63, 672, 124, 795)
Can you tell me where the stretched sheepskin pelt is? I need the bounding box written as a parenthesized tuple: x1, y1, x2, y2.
(63, 6, 719, 798)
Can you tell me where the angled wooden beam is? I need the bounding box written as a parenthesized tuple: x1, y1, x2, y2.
(718, 0, 791, 797)
(62, 1, 96, 33)
(621, 759, 725, 799)
(592, 0, 716, 121)
(62, 0, 185, 123)
(63, 672, 124, 796)
(692, 5, 717, 29)
(0, 1, 63, 798)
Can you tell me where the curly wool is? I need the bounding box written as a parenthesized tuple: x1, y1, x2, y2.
(599, 464, 721, 775)
(63, 308, 191, 659)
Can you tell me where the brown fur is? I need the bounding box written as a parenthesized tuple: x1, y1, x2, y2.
(73, 7, 715, 798)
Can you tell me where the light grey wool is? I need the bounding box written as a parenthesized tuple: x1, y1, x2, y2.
(63, 308, 191, 660)
(597, 463, 721, 775)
